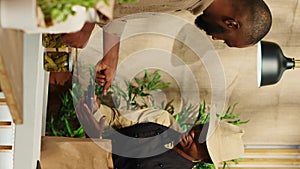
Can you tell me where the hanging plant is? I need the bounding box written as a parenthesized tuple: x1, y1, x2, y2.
(38, 0, 139, 26)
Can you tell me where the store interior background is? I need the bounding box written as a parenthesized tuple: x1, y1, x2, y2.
(0, 0, 300, 169)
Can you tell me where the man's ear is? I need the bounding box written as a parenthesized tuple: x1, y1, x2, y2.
(224, 19, 240, 30)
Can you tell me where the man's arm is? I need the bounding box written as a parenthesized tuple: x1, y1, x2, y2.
(60, 22, 95, 48)
(59, 21, 120, 96)
(60, 17, 125, 96)
(95, 30, 120, 96)
(95, 20, 126, 95)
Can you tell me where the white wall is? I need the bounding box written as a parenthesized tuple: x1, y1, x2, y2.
(13, 34, 49, 169)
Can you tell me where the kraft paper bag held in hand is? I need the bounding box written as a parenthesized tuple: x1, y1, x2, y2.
(40, 136, 113, 169)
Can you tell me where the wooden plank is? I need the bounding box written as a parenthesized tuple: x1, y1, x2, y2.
(0, 28, 23, 124)
(0, 145, 12, 151)
(245, 148, 300, 155)
(226, 158, 300, 165)
(223, 147, 300, 168)
(0, 122, 12, 126)
(0, 98, 6, 105)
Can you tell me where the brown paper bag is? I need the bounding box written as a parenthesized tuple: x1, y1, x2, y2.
(40, 136, 113, 169)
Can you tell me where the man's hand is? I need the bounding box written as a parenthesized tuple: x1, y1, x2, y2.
(60, 22, 95, 48)
(95, 30, 120, 95)
(95, 53, 118, 96)
(75, 95, 106, 138)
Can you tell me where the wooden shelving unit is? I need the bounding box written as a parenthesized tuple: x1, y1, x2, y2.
(0, 26, 49, 169)
(0, 28, 24, 124)
(0, 92, 14, 169)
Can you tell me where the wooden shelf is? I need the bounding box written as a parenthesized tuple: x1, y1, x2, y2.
(220, 146, 300, 169)
(0, 28, 24, 124)
(0, 121, 12, 127)
(0, 98, 6, 105)
(0, 145, 12, 151)
(245, 148, 300, 156)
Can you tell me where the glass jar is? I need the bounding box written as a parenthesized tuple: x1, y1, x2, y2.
(43, 47, 75, 72)
(42, 33, 76, 72)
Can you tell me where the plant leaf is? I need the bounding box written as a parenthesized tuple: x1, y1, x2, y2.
(64, 118, 74, 137)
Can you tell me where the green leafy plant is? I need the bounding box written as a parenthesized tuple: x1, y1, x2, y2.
(48, 65, 97, 138)
(38, 0, 139, 26)
(193, 161, 215, 169)
(48, 83, 86, 138)
(38, 0, 107, 25)
(107, 69, 248, 169)
(174, 104, 198, 132)
(47, 67, 247, 168)
(49, 68, 168, 138)
(217, 103, 250, 126)
(110, 69, 171, 110)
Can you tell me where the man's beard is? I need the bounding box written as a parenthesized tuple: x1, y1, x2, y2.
(195, 15, 227, 35)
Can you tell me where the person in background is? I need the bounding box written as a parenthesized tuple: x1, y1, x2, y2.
(75, 95, 245, 169)
(61, 0, 272, 95)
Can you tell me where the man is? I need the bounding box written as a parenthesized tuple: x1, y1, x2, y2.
(62, 0, 272, 48)
(62, 0, 272, 95)
(75, 96, 245, 169)
(195, 0, 272, 47)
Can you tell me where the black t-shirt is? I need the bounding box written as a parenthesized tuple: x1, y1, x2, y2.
(106, 122, 195, 169)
